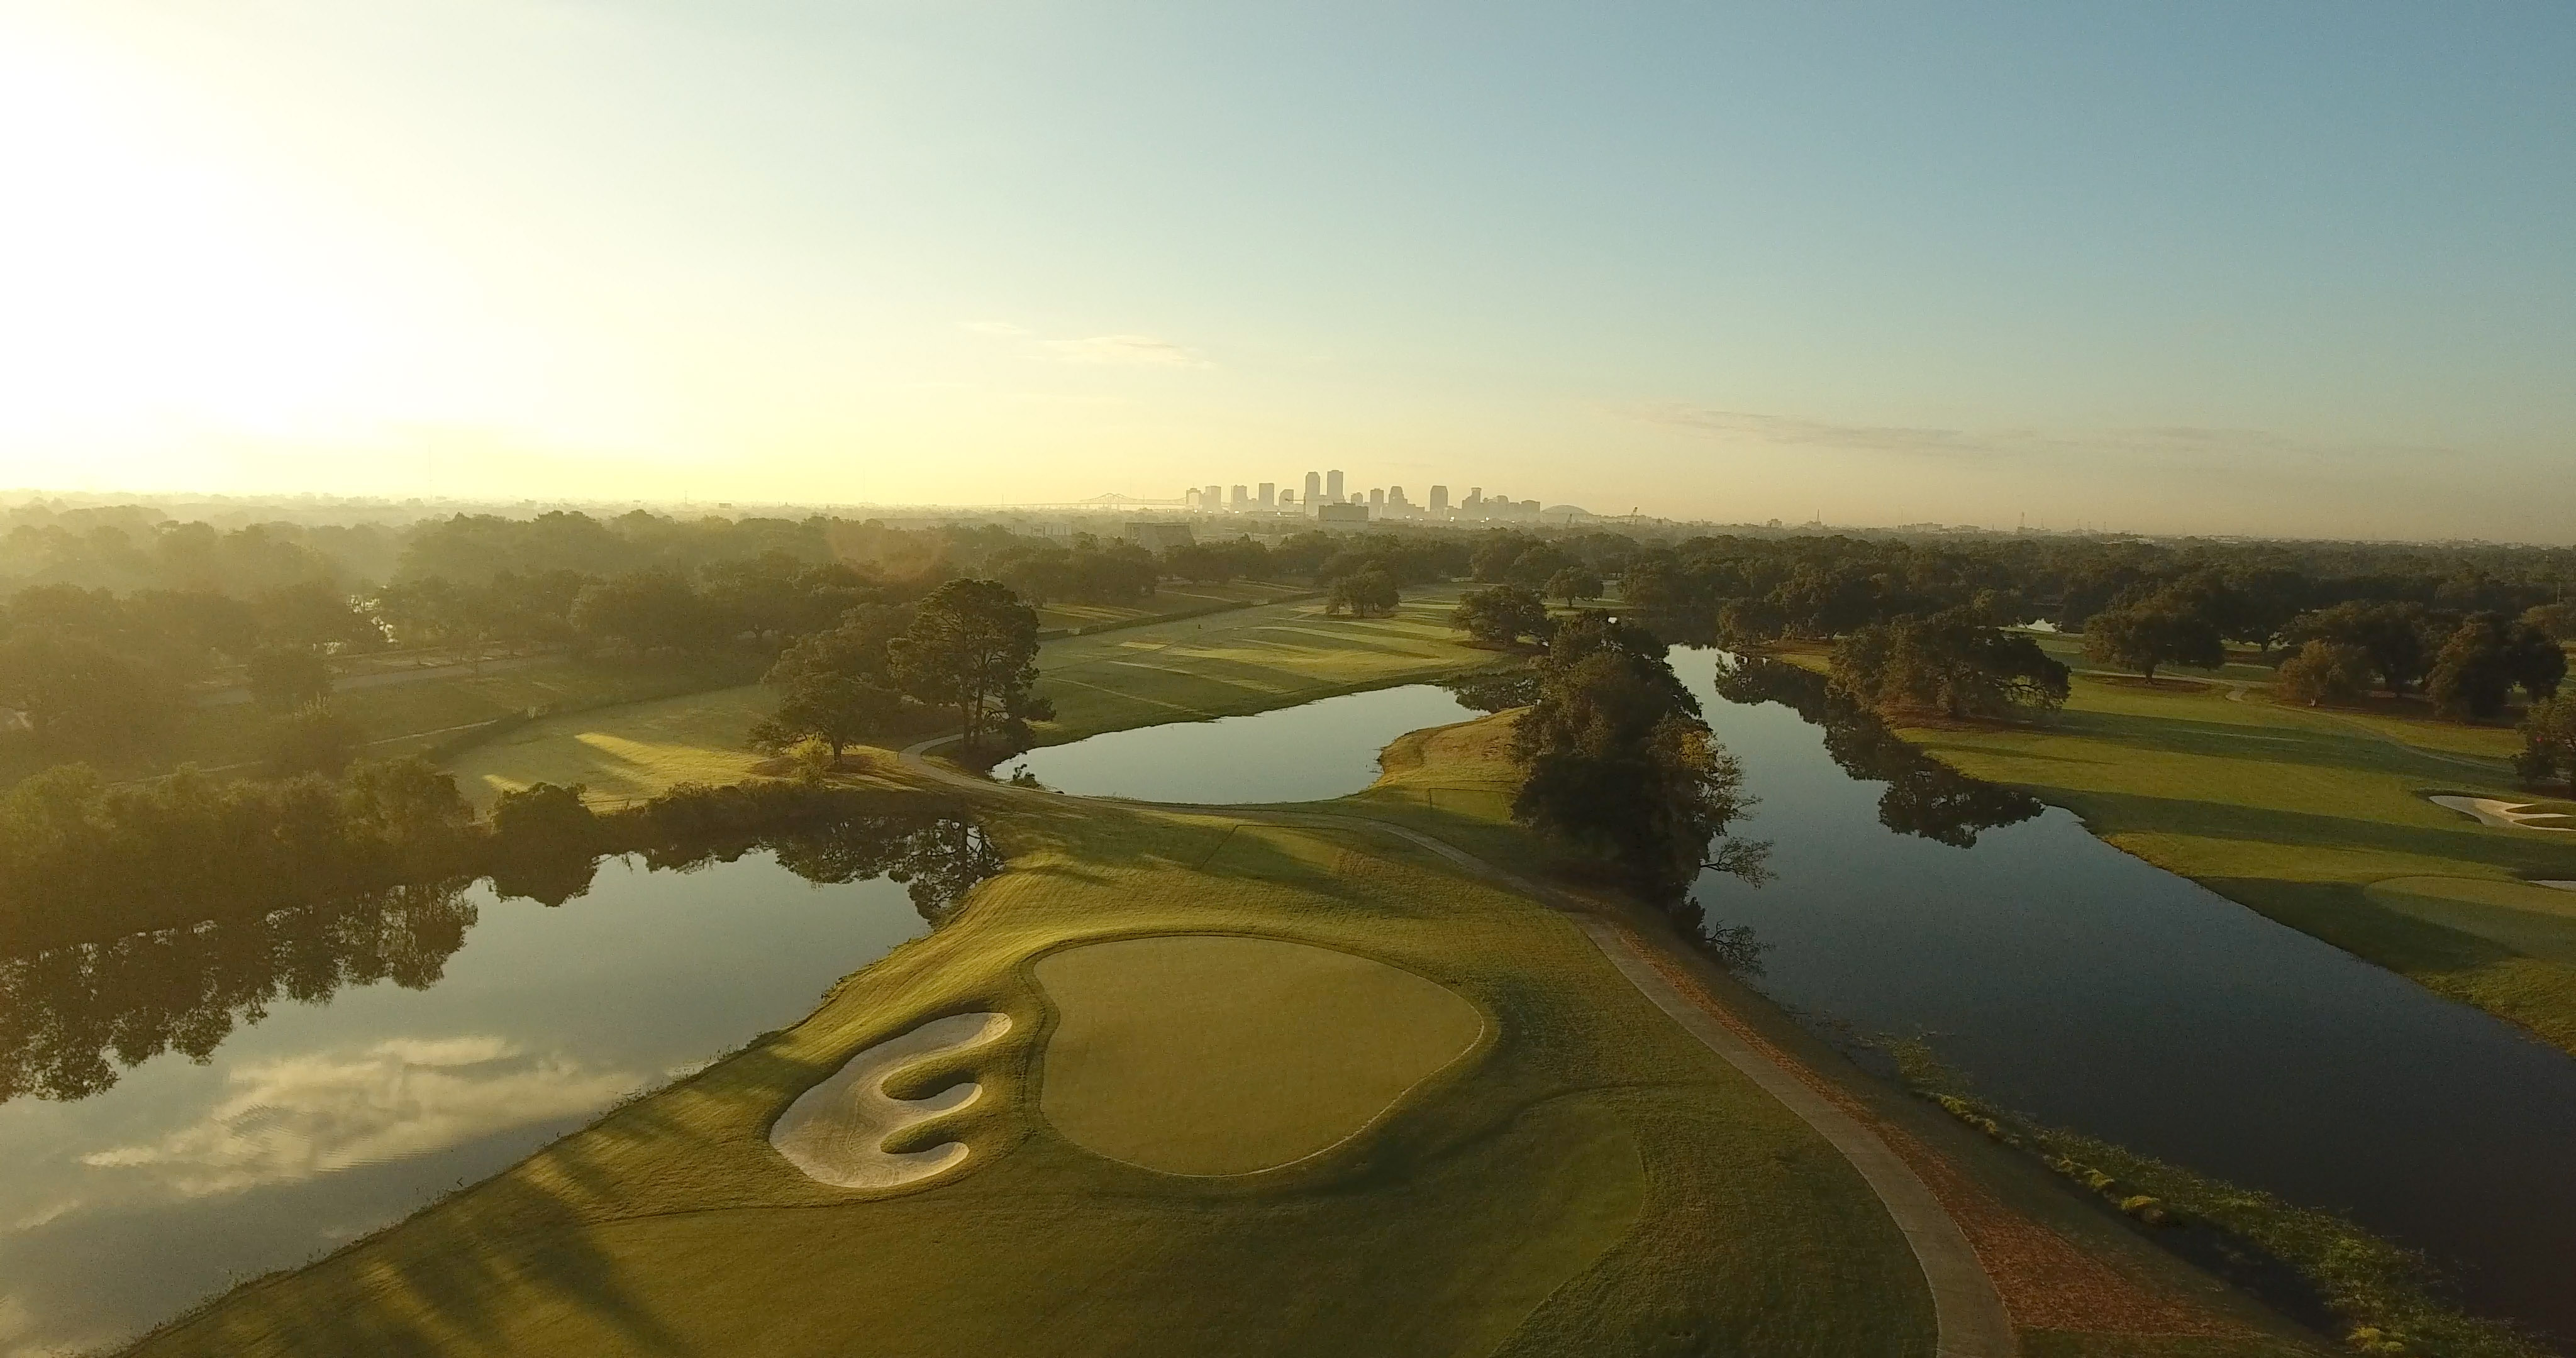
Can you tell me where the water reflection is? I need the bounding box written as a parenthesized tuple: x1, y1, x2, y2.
(1710, 654, 2043, 847)
(1, 803, 1001, 1108)
(0, 800, 1001, 1354)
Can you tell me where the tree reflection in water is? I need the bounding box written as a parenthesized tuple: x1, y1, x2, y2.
(1709, 653, 2043, 847)
(0, 798, 1000, 1104)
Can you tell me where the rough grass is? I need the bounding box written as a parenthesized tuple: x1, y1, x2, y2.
(1033, 934, 1485, 1174)
(1779, 655, 2576, 1058)
(123, 790, 1939, 1358)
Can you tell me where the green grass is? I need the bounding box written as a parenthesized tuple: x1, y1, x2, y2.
(442, 685, 782, 810)
(1028, 584, 1496, 742)
(1033, 580, 1312, 632)
(430, 588, 1502, 809)
(1033, 934, 1485, 1174)
(1811, 660, 2576, 1057)
(126, 787, 1939, 1357)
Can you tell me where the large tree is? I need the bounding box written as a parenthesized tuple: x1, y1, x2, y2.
(2082, 589, 2225, 684)
(2284, 601, 2436, 695)
(889, 578, 1053, 754)
(2515, 697, 2576, 791)
(2427, 615, 2518, 720)
(1830, 608, 2068, 719)
(1450, 585, 1548, 646)
(1324, 569, 1401, 617)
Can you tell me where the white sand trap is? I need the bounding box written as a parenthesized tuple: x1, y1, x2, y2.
(2429, 796, 2576, 832)
(771, 1012, 1011, 1190)
(2538, 881, 2576, 892)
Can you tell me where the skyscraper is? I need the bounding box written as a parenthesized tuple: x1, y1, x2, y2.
(1304, 471, 1322, 504)
(1325, 470, 1344, 503)
(1204, 484, 1222, 511)
(1368, 488, 1384, 509)
(1230, 485, 1249, 509)
(1429, 485, 1449, 515)
(1258, 482, 1275, 507)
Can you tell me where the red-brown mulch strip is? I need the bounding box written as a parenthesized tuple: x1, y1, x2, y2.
(1619, 925, 2243, 1338)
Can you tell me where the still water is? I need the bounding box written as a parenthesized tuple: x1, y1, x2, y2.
(0, 834, 985, 1354)
(1674, 650, 2576, 1346)
(992, 662, 2576, 1345)
(1004, 684, 1477, 803)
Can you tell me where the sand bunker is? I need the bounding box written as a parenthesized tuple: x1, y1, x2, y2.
(2540, 881, 2576, 893)
(1034, 934, 1484, 1176)
(771, 1012, 1011, 1190)
(2429, 796, 2575, 832)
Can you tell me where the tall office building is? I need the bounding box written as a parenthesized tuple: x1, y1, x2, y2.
(1304, 471, 1322, 505)
(1258, 482, 1275, 507)
(1230, 485, 1249, 509)
(1325, 470, 1345, 503)
(1429, 485, 1449, 514)
(1387, 485, 1408, 506)
(1204, 484, 1222, 511)
(1368, 487, 1384, 509)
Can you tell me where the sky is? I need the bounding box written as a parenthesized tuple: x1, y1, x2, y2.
(1, 2, 2570, 539)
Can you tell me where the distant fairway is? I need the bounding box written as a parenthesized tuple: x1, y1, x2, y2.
(1034, 934, 1485, 1175)
(443, 683, 775, 809)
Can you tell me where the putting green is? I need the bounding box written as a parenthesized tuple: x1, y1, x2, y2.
(1033, 934, 1485, 1175)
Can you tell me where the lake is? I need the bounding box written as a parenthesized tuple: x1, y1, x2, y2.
(0, 820, 994, 1355)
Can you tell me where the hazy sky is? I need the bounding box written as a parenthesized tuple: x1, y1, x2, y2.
(3, 3, 2570, 539)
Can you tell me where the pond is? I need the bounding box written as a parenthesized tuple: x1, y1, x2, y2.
(1002, 683, 1477, 803)
(985, 659, 2576, 1345)
(0, 814, 998, 1355)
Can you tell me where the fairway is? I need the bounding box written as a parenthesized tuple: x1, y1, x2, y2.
(1030, 585, 1494, 742)
(1033, 934, 1485, 1175)
(443, 683, 776, 809)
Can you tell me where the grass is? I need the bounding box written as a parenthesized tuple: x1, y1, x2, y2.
(126, 784, 1940, 1357)
(1033, 934, 1485, 1174)
(430, 587, 1502, 809)
(1029, 584, 1495, 742)
(1777, 647, 2576, 1058)
(147, 600, 2349, 1354)
(1033, 580, 1313, 633)
(441, 684, 781, 810)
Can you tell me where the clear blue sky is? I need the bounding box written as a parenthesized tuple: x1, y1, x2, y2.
(2, 2, 2569, 538)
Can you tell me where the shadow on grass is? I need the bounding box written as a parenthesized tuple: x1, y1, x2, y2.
(2027, 788, 2576, 879)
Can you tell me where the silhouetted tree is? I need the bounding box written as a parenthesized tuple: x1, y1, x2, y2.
(889, 578, 1052, 755)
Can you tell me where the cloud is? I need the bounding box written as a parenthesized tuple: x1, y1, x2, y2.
(1039, 333, 1211, 367)
(1621, 403, 2448, 469)
(1623, 404, 1984, 456)
(960, 320, 1211, 368)
(79, 1037, 640, 1198)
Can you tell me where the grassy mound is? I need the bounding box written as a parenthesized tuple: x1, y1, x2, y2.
(1035, 934, 1485, 1175)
